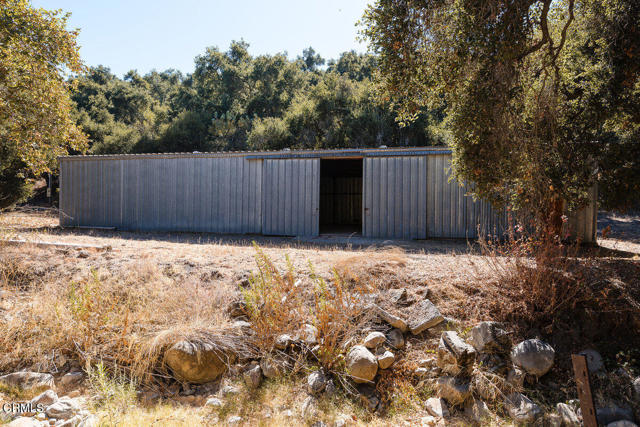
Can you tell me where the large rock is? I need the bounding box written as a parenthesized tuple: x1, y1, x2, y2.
(557, 403, 580, 426)
(436, 376, 471, 405)
(425, 397, 449, 418)
(363, 332, 386, 349)
(260, 357, 283, 379)
(307, 371, 327, 396)
(579, 349, 604, 373)
(510, 339, 555, 377)
(634, 377, 640, 398)
(346, 345, 378, 384)
(301, 396, 318, 420)
(30, 389, 58, 407)
(437, 331, 476, 375)
(0, 372, 54, 391)
(297, 324, 318, 346)
(7, 418, 41, 427)
(464, 398, 491, 423)
(371, 304, 408, 332)
(164, 340, 234, 383)
(386, 329, 405, 349)
(45, 396, 81, 420)
(505, 392, 542, 424)
(607, 422, 638, 427)
(597, 404, 635, 425)
(377, 351, 395, 369)
(243, 364, 262, 389)
(274, 334, 293, 350)
(407, 299, 444, 335)
(60, 372, 84, 389)
(469, 321, 510, 354)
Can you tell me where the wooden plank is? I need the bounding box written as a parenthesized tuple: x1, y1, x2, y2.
(572, 354, 597, 427)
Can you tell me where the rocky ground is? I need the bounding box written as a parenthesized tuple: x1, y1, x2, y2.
(0, 209, 638, 426)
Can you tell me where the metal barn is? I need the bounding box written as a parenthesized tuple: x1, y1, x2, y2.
(58, 148, 597, 242)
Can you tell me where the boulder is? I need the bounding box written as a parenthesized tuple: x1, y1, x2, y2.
(437, 331, 476, 376)
(164, 340, 233, 383)
(469, 321, 510, 354)
(57, 414, 83, 426)
(243, 365, 262, 389)
(30, 389, 58, 407)
(372, 305, 408, 332)
(0, 372, 54, 391)
(45, 396, 81, 420)
(557, 403, 580, 426)
(579, 349, 604, 373)
(510, 339, 555, 377)
(386, 329, 405, 349)
(7, 418, 41, 427)
(407, 299, 444, 335)
(346, 345, 378, 384)
(436, 376, 471, 405)
(505, 392, 542, 424)
(298, 324, 318, 346)
(363, 332, 386, 349)
(425, 397, 449, 418)
(307, 371, 327, 396)
(377, 351, 395, 370)
(464, 398, 491, 423)
(607, 422, 638, 427)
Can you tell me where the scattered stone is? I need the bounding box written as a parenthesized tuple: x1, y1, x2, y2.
(243, 365, 262, 389)
(325, 379, 337, 397)
(302, 396, 318, 420)
(377, 351, 395, 369)
(31, 389, 58, 407)
(634, 377, 640, 397)
(469, 321, 510, 354)
(597, 404, 635, 425)
(437, 331, 476, 376)
(407, 299, 444, 335)
(45, 396, 80, 420)
(260, 357, 282, 379)
(227, 300, 247, 318)
(298, 324, 318, 346)
(414, 367, 430, 378)
(436, 376, 471, 405)
(231, 320, 252, 330)
(557, 403, 580, 426)
(579, 349, 604, 373)
(386, 329, 405, 349)
(346, 345, 378, 384)
(307, 371, 327, 396)
(60, 372, 84, 389)
(425, 397, 449, 418)
(311, 422, 327, 427)
(164, 340, 234, 383)
(372, 305, 408, 332)
(205, 397, 223, 407)
(334, 414, 351, 427)
(363, 332, 386, 349)
(228, 415, 242, 424)
(0, 372, 54, 391)
(545, 413, 563, 427)
(77, 251, 89, 259)
(504, 392, 542, 424)
(510, 339, 555, 377)
(464, 398, 491, 423)
(275, 334, 293, 350)
(57, 414, 83, 426)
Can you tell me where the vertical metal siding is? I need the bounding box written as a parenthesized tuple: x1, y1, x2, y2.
(363, 157, 427, 239)
(59, 156, 262, 233)
(262, 158, 319, 236)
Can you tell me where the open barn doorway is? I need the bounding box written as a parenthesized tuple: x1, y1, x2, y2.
(319, 158, 363, 235)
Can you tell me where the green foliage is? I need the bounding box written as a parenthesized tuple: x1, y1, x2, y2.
(361, 0, 640, 218)
(72, 42, 445, 156)
(0, 0, 87, 208)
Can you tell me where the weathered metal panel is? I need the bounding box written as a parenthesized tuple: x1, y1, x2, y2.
(262, 158, 319, 236)
(363, 156, 428, 239)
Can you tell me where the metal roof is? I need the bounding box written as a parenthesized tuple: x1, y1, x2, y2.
(58, 147, 453, 161)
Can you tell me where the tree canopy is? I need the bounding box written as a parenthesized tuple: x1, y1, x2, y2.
(71, 42, 447, 156)
(0, 0, 87, 208)
(361, 0, 639, 218)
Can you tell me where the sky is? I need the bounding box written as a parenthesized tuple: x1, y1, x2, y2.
(32, 0, 373, 78)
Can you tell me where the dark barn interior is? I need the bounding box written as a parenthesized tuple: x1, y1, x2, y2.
(319, 158, 363, 234)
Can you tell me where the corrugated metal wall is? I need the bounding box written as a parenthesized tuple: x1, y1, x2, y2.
(363, 157, 428, 239)
(262, 158, 320, 237)
(60, 156, 262, 233)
